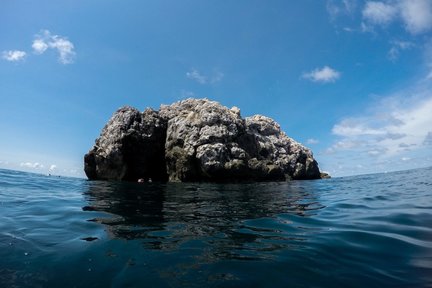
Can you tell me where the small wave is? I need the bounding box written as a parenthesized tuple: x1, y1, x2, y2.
(1, 167, 432, 287)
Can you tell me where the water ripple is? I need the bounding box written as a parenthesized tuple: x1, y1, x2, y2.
(1, 167, 432, 287)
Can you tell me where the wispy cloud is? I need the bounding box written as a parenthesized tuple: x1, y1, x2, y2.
(302, 66, 341, 83)
(321, 90, 432, 176)
(388, 40, 415, 61)
(210, 71, 224, 84)
(361, 0, 432, 34)
(186, 69, 224, 84)
(327, 0, 358, 20)
(180, 90, 195, 99)
(186, 69, 207, 84)
(328, 0, 432, 35)
(362, 1, 397, 26)
(399, 0, 432, 34)
(306, 138, 319, 145)
(327, 85, 432, 160)
(2, 50, 26, 62)
(32, 30, 76, 64)
(20, 162, 44, 169)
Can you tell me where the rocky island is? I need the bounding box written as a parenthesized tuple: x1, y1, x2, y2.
(84, 98, 325, 182)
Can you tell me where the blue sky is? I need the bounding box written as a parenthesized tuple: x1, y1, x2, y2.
(1, 0, 432, 177)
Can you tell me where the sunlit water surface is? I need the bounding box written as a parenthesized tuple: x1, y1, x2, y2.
(1, 167, 431, 287)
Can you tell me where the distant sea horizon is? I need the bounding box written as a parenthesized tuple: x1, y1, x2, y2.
(2, 164, 432, 181)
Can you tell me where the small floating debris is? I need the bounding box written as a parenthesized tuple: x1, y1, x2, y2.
(81, 237, 98, 242)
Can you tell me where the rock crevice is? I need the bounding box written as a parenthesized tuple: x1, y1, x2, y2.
(84, 98, 323, 182)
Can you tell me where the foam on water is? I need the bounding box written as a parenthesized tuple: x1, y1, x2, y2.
(0, 167, 431, 287)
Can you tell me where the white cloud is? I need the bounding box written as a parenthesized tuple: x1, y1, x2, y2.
(186, 69, 224, 84)
(333, 120, 384, 136)
(20, 162, 44, 169)
(327, 0, 358, 19)
(1, 30, 76, 64)
(324, 139, 364, 154)
(32, 39, 48, 54)
(362, 1, 397, 25)
(50, 37, 75, 64)
(343, 27, 357, 32)
(2, 50, 26, 62)
(306, 138, 319, 145)
(361, 0, 432, 34)
(329, 0, 432, 35)
(32, 30, 76, 64)
(321, 88, 432, 175)
(49, 164, 57, 171)
(319, 70, 432, 175)
(399, 0, 432, 34)
(329, 86, 432, 158)
(186, 69, 207, 84)
(388, 40, 415, 60)
(302, 66, 341, 83)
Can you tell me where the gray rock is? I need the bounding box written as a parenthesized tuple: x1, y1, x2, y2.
(84, 98, 323, 182)
(320, 172, 331, 179)
(245, 115, 320, 180)
(84, 107, 167, 181)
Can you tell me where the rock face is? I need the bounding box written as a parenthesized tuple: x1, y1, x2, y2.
(84, 98, 323, 182)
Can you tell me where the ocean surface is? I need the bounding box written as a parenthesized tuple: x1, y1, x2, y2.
(0, 167, 431, 287)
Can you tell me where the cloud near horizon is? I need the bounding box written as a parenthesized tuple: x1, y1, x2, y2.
(302, 66, 341, 83)
(319, 84, 432, 176)
(20, 162, 44, 169)
(327, 85, 432, 160)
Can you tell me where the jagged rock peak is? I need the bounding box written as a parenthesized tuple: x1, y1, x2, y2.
(84, 98, 324, 182)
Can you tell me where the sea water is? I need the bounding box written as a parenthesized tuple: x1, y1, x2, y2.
(0, 167, 431, 287)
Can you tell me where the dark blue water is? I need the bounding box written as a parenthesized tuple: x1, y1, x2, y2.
(1, 168, 431, 287)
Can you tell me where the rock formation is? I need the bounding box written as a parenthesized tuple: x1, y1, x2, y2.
(84, 98, 323, 182)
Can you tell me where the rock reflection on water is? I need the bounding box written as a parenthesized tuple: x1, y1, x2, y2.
(83, 181, 325, 260)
